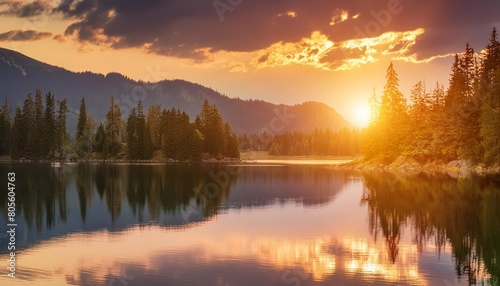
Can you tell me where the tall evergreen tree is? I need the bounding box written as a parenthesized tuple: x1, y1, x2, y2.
(408, 81, 433, 159)
(197, 99, 225, 156)
(10, 107, 23, 159)
(104, 96, 123, 157)
(0, 98, 11, 155)
(479, 28, 500, 101)
(75, 97, 91, 157)
(161, 108, 176, 159)
(126, 107, 139, 159)
(479, 28, 500, 164)
(32, 89, 44, 159)
(94, 123, 106, 154)
(76, 97, 87, 141)
(481, 67, 500, 163)
(146, 105, 162, 151)
(445, 45, 482, 160)
(377, 63, 408, 161)
(43, 92, 56, 157)
(56, 99, 68, 158)
(135, 100, 153, 159)
(22, 93, 36, 159)
(223, 122, 240, 158)
(429, 82, 447, 158)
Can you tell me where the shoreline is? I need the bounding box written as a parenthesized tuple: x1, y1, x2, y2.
(331, 156, 500, 176)
(0, 153, 356, 166)
(2, 155, 498, 176)
(0, 158, 350, 166)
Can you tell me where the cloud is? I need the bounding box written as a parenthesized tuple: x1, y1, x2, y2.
(3, 0, 499, 70)
(251, 31, 335, 70)
(226, 61, 248, 73)
(52, 34, 66, 42)
(329, 9, 349, 26)
(251, 29, 426, 71)
(0, 0, 51, 17)
(0, 29, 52, 41)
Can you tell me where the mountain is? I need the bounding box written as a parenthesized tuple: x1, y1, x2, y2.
(0, 47, 352, 135)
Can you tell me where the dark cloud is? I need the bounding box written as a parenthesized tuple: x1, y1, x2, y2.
(402, 1, 500, 59)
(8, 0, 500, 63)
(0, 29, 52, 41)
(0, 0, 51, 17)
(52, 34, 66, 42)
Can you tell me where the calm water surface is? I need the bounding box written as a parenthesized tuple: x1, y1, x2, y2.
(0, 163, 499, 285)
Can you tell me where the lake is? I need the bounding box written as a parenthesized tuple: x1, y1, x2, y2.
(0, 163, 499, 285)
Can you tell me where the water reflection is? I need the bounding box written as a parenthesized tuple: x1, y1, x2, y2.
(0, 164, 346, 251)
(0, 164, 499, 285)
(361, 172, 500, 285)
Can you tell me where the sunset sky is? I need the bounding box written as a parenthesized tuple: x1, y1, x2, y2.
(1, 0, 499, 125)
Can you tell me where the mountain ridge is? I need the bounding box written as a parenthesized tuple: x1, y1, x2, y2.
(0, 47, 352, 135)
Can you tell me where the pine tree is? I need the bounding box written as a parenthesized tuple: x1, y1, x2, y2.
(76, 97, 87, 141)
(0, 98, 11, 155)
(443, 54, 465, 159)
(408, 81, 433, 160)
(32, 89, 44, 159)
(161, 108, 176, 159)
(94, 123, 106, 154)
(479, 28, 500, 101)
(445, 45, 482, 160)
(10, 107, 23, 159)
(480, 102, 500, 164)
(135, 100, 152, 159)
(146, 105, 162, 151)
(186, 128, 203, 160)
(481, 67, 500, 164)
(429, 82, 447, 158)
(43, 92, 56, 158)
(197, 99, 225, 156)
(75, 97, 91, 158)
(126, 101, 153, 160)
(223, 122, 240, 158)
(479, 28, 500, 164)
(377, 63, 408, 161)
(22, 93, 36, 159)
(126, 108, 138, 159)
(56, 99, 68, 158)
(104, 96, 123, 157)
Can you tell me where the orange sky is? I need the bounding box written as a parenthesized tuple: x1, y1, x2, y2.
(1, 1, 499, 125)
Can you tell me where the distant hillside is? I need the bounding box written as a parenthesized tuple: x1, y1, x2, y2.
(0, 47, 352, 135)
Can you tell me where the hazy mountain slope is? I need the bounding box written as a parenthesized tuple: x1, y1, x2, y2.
(0, 47, 352, 134)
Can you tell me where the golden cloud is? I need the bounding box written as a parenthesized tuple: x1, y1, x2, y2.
(278, 11, 297, 18)
(330, 9, 349, 26)
(250, 28, 428, 71)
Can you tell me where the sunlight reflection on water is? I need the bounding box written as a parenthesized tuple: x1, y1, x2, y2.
(0, 164, 496, 286)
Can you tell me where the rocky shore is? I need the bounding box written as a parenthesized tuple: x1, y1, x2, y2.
(333, 156, 500, 176)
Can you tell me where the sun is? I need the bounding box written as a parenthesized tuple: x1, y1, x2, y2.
(353, 105, 371, 127)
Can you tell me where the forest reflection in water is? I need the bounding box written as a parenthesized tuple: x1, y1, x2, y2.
(361, 171, 500, 285)
(0, 164, 499, 285)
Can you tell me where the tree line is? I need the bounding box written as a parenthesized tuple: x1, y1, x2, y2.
(238, 128, 361, 156)
(0, 89, 68, 160)
(0, 93, 239, 161)
(267, 128, 361, 156)
(363, 27, 500, 165)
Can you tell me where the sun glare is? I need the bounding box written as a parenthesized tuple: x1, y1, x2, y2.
(354, 105, 371, 127)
